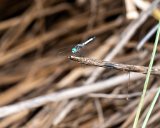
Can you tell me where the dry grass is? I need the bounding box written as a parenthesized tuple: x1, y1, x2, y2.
(0, 0, 159, 128)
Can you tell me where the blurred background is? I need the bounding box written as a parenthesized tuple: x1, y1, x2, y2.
(0, 0, 159, 128)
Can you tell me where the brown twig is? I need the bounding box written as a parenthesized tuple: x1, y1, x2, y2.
(69, 56, 160, 76)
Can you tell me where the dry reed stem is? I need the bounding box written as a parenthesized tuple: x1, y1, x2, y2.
(0, 72, 144, 118)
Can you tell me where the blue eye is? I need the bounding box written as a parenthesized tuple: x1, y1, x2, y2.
(72, 47, 77, 53)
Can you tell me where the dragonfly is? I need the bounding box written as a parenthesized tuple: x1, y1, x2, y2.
(71, 36, 96, 54)
(57, 36, 96, 57)
(56, 36, 96, 69)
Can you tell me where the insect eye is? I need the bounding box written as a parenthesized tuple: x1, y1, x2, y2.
(72, 47, 77, 53)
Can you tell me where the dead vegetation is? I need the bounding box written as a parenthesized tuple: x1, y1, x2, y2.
(0, 0, 159, 128)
